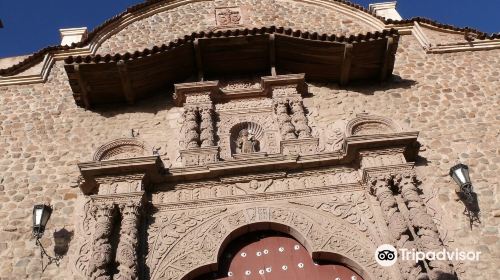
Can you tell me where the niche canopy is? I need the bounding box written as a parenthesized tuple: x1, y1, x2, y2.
(64, 27, 400, 108)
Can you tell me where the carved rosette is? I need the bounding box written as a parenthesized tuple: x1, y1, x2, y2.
(183, 106, 199, 149)
(370, 175, 426, 280)
(396, 173, 456, 279)
(115, 201, 142, 280)
(89, 203, 116, 280)
(199, 107, 215, 147)
(290, 99, 312, 138)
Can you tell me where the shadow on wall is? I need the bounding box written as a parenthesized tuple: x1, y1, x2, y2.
(436, 272, 459, 280)
(88, 90, 176, 118)
(459, 192, 481, 230)
(344, 75, 418, 95)
(53, 228, 74, 257)
(304, 74, 417, 98)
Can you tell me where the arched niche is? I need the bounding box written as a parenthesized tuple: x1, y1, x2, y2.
(345, 114, 402, 137)
(229, 121, 265, 156)
(92, 138, 151, 161)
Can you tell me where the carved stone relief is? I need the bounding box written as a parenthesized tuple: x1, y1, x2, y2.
(346, 113, 402, 137)
(153, 168, 360, 204)
(215, 7, 242, 26)
(216, 99, 279, 159)
(93, 138, 151, 161)
(147, 204, 389, 280)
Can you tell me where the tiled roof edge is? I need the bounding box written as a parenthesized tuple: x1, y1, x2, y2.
(63, 27, 399, 65)
(1, 0, 498, 76)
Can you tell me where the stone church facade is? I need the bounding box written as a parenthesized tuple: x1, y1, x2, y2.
(0, 1, 498, 279)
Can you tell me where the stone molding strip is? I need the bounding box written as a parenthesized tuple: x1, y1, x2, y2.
(392, 21, 500, 53)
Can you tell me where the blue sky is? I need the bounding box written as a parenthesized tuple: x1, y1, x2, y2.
(0, 0, 498, 58)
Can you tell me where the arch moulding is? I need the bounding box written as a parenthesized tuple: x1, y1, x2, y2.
(147, 203, 394, 280)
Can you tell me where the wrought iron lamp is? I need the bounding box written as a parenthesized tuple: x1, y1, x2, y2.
(449, 163, 473, 201)
(33, 204, 52, 239)
(32, 204, 60, 272)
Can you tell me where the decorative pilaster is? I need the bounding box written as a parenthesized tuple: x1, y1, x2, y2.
(115, 201, 142, 280)
(199, 106, 215, 147)
(396, 173, 456, 279)
(89, 203, 116, 280)
(290, 99, 312, 138)
(274, 100, 296, 140)
(183, 106, 200, 149)
(370, 175, 426, 280)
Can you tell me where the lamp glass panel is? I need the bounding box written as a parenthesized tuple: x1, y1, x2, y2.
(40, 206, 51, 226)
(454, 168, 467, 185)
(34, 207, 43, 226)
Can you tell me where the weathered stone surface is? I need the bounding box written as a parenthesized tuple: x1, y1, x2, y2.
(0, 1, 498, 279)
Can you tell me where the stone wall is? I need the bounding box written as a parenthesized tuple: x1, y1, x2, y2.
(0, 4, 499, 280)
(96, 0, 375, 54)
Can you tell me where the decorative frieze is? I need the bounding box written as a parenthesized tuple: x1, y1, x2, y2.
(280, 138, 319, 155)
(180, 146, 219, 167)
(153, 168, 360, 204)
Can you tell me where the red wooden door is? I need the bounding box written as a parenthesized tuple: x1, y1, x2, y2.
(215, 235, 363, 280)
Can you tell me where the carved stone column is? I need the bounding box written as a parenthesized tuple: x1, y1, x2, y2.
(396, 173, 456, 279)
(290, 99, 312, 138)
(274, 100, 296, 140)
(370, 175, 426, 280)
(89, 203, 116, 280)
(183, 106, 200, 149)
(199, 106, 215, 147)
(115, 200, 142, 280)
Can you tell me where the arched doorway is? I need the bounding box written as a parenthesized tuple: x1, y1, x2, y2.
(192, 231, 364, 280)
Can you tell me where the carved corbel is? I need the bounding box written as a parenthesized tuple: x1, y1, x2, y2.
(394, 173, 456, 279)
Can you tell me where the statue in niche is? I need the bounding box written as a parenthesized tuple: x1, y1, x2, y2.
(236, 129, 259, 154)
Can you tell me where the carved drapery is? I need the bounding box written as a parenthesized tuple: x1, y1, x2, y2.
(89, 203, 116, 280)
(396, 173, 456, 279)
(290, 99, 312, 138)
(183, 106, 199, 148)
(274, 100, 296, 140)
(115, 201, 142, 280)
(370, 175, 426, 280)
(199, 107, 215, 147)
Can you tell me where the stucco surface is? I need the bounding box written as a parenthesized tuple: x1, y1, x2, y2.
(0, 3, 499, 280)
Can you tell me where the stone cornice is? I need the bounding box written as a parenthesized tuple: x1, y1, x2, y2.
(78, 156, 165, 194)
(77, 131, 419, 194)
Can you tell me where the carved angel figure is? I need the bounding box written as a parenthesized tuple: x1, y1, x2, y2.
(236, 129, 258, 153)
